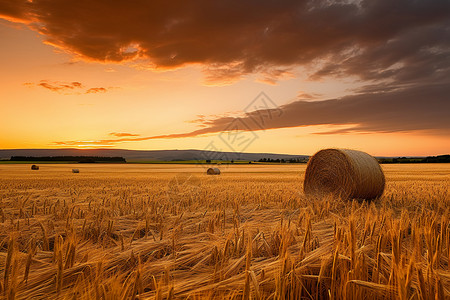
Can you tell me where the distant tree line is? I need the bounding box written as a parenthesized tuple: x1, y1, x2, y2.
(378, 155, 450, 164)
(257, 155, 450, 164)
(258, 158, 308, 163)
(10, 156, 126, 163)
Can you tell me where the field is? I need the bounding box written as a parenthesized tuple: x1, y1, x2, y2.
(0, 164, 449, 299)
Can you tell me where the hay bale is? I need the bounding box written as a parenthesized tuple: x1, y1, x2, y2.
(206, 167, 220, 175)
(72, 169, 80, 173)
(303, 149, 385, 200)
(31, 165, 39, 170)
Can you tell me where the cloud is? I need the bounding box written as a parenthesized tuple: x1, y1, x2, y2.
(2, 0, 449, 84)
(218, 83, 450, 134)
(177, 83, 450, 136)
(7, 0, 446, 144)
(24, 80, 113, 94)
(311, 22, 450, 87)
(86, 87, 107, 94)
(256, 68, 295, 85)
(109, 132, 140, 137)
(53, 129, 212, 146)
(53, 81, 450, 146)
(29, 80, 83, 93)
(297, 92, 322, 100)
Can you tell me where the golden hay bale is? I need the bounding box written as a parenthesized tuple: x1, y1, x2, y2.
(303, 149, 385, 200)
(31, 165, 39, 170)
(206, 167, 220, 175)
(72, 169, 80, 173)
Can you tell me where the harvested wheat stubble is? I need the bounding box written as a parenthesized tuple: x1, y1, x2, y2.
(304, 148, 385, 200)
(0, 164, 449, 299)
(206, 167, 221, 175)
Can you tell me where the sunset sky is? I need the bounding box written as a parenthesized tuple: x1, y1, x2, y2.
(1, 0, 449, 156)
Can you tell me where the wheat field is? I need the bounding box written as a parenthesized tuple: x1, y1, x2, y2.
(0, 163, 449, 299)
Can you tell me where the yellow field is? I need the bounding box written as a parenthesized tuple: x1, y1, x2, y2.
(0, 164, 449, 299)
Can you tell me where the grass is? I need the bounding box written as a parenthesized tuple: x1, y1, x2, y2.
(0, 163, 449, 299)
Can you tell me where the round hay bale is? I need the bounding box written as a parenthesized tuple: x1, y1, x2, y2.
(303, 149, 385, 200)
(206, 167, 220, 175)
(72, 169, 80, 173)
(31, 165, 39, 170)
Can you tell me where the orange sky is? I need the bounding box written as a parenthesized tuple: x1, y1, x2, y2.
(0, 1, 449, 156)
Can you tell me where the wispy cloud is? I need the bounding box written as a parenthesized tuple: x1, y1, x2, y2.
(34, 80, 83, 93)
(53, 130, 211, 146)
(297, 92, 323, 100)
(109, 132, 141, 137)
(53, 81, 450, 147)
(86, 87, 107, 94)
(24, 80, 114, 94)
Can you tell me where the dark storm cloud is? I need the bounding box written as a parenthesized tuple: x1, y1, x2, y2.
(1, 0, 449, 83)
(311, 23, 450, 86)
(3, 0, 449, 144)
(0, 0, 27, 21)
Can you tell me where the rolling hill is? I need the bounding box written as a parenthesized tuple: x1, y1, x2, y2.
(0, 148, 308, 162)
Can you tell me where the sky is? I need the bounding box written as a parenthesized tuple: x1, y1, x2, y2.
(0, 0, 449, 156)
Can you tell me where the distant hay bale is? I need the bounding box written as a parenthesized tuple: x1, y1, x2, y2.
(206, 167, 220, 175)
(303, 149, 385, 200)
(31, 165, 39, 170)
(72, 169, 80, 173)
